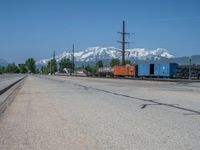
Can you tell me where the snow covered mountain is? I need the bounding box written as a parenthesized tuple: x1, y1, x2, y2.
(36, 47, 174, 66)
(0, 58, 8, 67)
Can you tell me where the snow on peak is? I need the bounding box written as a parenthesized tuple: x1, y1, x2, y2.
(36, 47, 174, 65)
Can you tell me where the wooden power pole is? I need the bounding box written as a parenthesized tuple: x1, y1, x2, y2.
(118, 21, 131, 66)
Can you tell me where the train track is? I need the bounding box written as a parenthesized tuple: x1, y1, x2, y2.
(0, 75, 27, 114)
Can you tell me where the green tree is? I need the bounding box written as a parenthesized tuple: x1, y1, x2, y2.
(59, 58, 72, 72)
(96, 60, 103, 68)
(0, 67, 3, 74)
(18, 64, 28, 73)
(47, 59, 57, 74)
(110, 58, 120, 67)
(5, 63, 19, 73)
(36, 68, 40, 74)
(125, 60, 131, 65)
(0, 66, 5, 74)
(25, 58, 36, 73)
(41, 66, 45, 74)
(41, 66, 49, 74)
(85, 65, 97, 76)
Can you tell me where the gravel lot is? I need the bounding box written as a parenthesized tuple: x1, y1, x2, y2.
(0, 75, 200, 150)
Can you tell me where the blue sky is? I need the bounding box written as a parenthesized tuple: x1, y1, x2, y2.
(0, 0, 200, 63)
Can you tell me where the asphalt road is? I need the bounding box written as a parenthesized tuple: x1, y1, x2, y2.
(0, 75, 200, 150)
(0, 74, 25, 91)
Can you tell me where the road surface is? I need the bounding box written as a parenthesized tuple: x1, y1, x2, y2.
(0, 74, 25, 91)
(0, 75, 200, 150)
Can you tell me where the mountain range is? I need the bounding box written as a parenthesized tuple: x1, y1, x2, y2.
(1, 47, 199, 67)
(36, 47, 179, 66)
(0, 58, 8, 67)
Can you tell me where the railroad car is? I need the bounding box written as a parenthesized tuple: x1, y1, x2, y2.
(114, 65, 136, 77)
(154, 63, 178, 77)
(98, 67, 114, 77)
(137, 64, 152, 76)
(137, 63, 178, 78)
(97, 63, 178, 78)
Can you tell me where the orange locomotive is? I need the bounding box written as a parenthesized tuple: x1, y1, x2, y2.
(113, 65, 137, 77)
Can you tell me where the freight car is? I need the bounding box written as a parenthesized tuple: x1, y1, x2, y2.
(97, 65, 137, 77)
(98, 63, 178, 78)
(155, 63, 178, 77)
(114, 65, 137, 77)
(98, 67, 114, 77)
(138, 63, 178, 78)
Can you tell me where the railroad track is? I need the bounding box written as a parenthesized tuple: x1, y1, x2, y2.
(0, 75, 27, 114)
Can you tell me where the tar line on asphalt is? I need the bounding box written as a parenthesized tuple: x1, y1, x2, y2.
(40, 76, 200, 115)
(73, 83, 200, 115)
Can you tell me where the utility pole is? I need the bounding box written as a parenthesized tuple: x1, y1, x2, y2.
(53, 50, 55, 75)
(49, 59, 51, 75)
(189, 57, 192, 80)
(118, 21, 131, 66)
(122, 21, 125, 65)
(72, 44, 75, 75)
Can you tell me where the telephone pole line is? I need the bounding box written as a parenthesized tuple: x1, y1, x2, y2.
(49, 59, 51, 75)
(122, 21, 125, 66)
(118, 20, 131, 66)
(53, 50, 55, 75)
(189, 57, 192, 80)
(72, 44, 75, 74)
